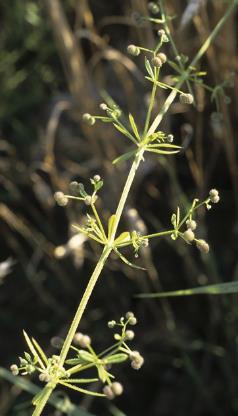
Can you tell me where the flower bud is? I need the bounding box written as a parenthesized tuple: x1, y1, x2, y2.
(157, 52, 167, 64)
(54, 191, 68, 207)
(128, 316, 137, 325)
(10, 364, 19, 376)
(93, 174, 101, 182)
(80, 335, 91, 348)
(196, 239, 209, 254)
(157, 29, 169, 42)
(74, 333, 91, 348)
(127, 44, 140, 56)
(82, 113, 96, 126)
(103, 385, 115, 400)
(148, 2, 160, 14)
(151, 56, 162, 68)
(125, 330, 135, 340)
(209, 189, 220, 203)
(130, 351, 144, 370)
(108, 320, 116, 328)
(179, 93, 194, 105)
(186, 219, 197, 230)
(183, 229, 195, 243)
(99, 103, 108, 111)
(69, 181, 80, 194)
(167, 134, 174, 143)
(39, 372, 51, 383)
(111, 382, 123, 396)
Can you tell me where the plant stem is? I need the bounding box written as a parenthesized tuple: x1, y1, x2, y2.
(145, 230, 174, 239)
(143, 68, 159, 136)
(109, 148, 146, 242)
(33, 4, 238, 412)
(32, 385, 55, 416)
(58, 244, 112, 367)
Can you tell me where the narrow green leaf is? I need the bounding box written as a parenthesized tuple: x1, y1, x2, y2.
(112, 150, 136, 165)
(66, 358, 83, 365)
(59, 381, 105, 397)
(145, 76, 168, 89)
(77, 350, 95, 363)
(147, 143, 181, 149)
(129, 113, 141, 141)
(114, 248, 146, 270)
(147, 149, 180, 155)
(114, 231, 131, 246)
(97, 364, 108, 383)
(105, 353, 128, 364)
(145, 57, 154, 78)
(137, 281, 238, 298)
(108, 214, 116, 239)
(60, 378, 98, 384)
(23, 331, 45, 369)
(113, 123, 137, 144)
(32, 338, 48, 367)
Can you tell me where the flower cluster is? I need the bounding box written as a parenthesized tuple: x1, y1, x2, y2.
(178, 189, 220, 253)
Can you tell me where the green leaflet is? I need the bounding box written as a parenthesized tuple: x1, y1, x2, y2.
(112, 150, 136, 165)
(114, 231, 131, 246)
(107, 214, 116, 239)
(105, 353, 128, 364)
(60, 378, 99, 384)
(23, 331, 45, 369)
(77, 350, 95, 363)
(113, 123, 138, 144)
(129, 113, 141, 141)
(146, 148, 180, 155)
(137, 281, 238, 298)
(146, 143, 181, 149)
(145, 57, 154, 79)
(113, 247, 146, 270)
(59, 381, 105, 397)
(32, 338, 48, 367)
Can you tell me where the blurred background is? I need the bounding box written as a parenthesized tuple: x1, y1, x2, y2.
(0, 0, 238, 415)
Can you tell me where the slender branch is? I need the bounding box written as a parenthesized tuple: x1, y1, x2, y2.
(147, 0, 237, 137)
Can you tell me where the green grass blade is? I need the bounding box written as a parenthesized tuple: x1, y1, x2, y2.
(137, 281, 238, 298)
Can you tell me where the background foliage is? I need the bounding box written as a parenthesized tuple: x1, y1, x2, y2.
(0, 0, 238, 415)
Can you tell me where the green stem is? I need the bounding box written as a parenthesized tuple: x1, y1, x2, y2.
(91, 203, 107, 241)
(58, 245, 112, 368)
(32, 385, 55, 416)
(159, 0, 192, 94)
(143, 68, 159, 136)
(109, 148, 146, 242)
(145, 230, 174, 239)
